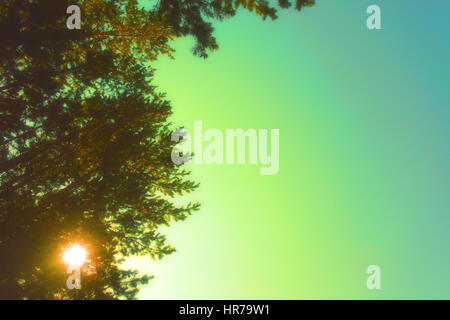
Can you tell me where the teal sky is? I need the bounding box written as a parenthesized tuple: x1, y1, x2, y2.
(125, 0, 450, 299)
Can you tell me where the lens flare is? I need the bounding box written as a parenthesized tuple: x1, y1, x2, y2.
(62, 244, 87, 267)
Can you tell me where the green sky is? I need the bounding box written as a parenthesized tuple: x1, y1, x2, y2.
(124, 0, 450, 299)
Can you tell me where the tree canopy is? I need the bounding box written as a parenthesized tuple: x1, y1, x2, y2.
(0, 0, 315, 299)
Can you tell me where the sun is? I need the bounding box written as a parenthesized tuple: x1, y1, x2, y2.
(62, 244, 87, 267)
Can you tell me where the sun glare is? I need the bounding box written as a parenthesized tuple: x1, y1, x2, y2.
(62, 244, 87, 267)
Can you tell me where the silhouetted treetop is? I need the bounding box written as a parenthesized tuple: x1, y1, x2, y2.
(0, 0, 315, 299)
(152, 0, 315, 57)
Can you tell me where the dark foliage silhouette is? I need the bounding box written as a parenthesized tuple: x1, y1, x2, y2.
(0, 0, 314, 299)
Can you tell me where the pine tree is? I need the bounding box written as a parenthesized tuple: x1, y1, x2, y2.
(0, 0, 314, 299)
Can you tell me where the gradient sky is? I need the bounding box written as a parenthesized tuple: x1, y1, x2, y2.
(124, 0, 450, 299)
